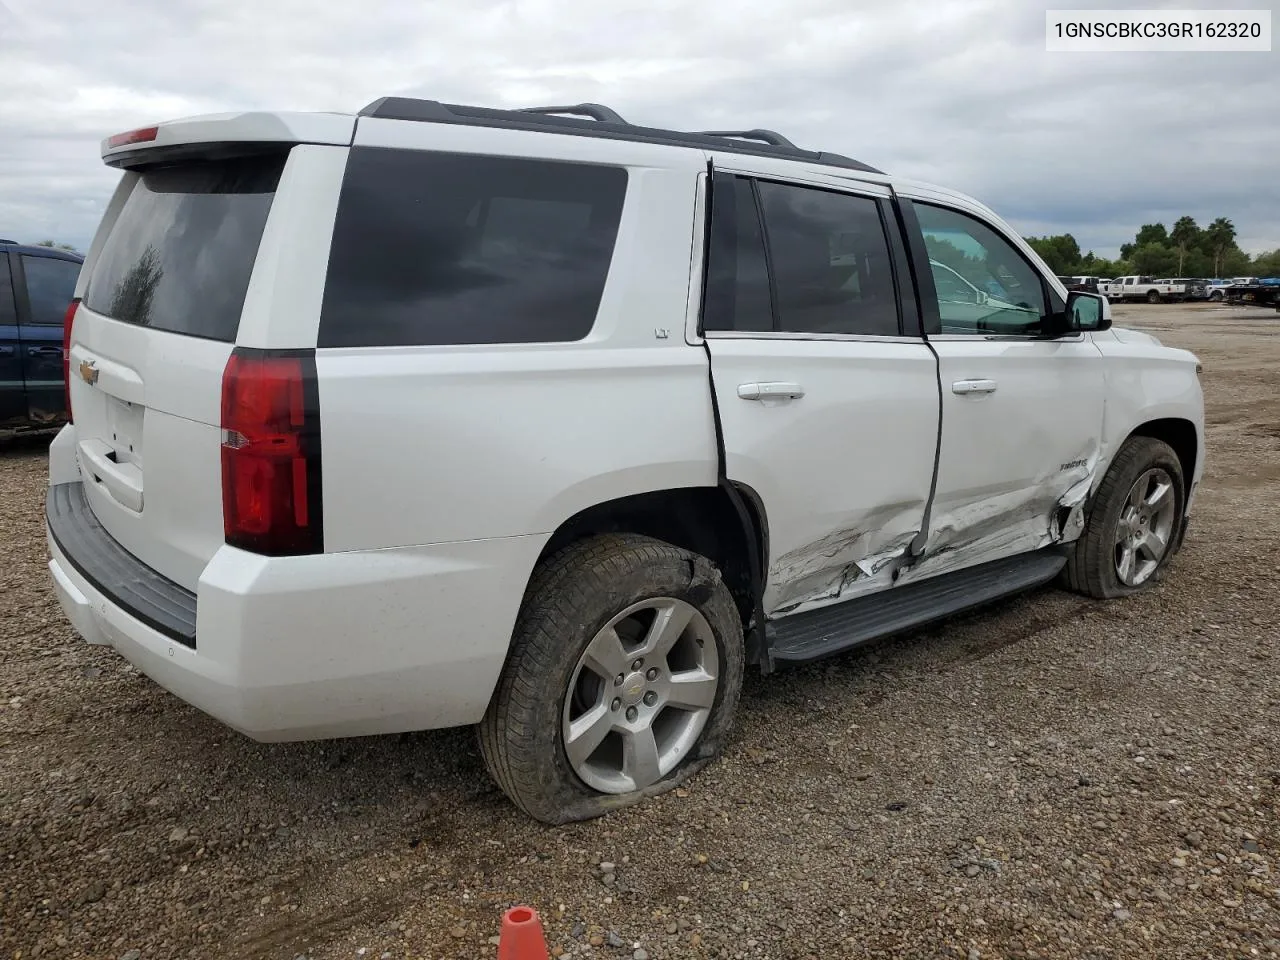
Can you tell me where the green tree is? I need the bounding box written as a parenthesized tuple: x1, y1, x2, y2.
(1024, 233, 1081, 274)
(1134, 223, 1169, 247)
(1203, 217, 1237, 278)
(1131, 243, 1178, 277)
(1169, 216, 1200, 276)
(1220, 247, 1252, 277)
(1252, 249, 1280, 276)
(35, 239, 81, 253)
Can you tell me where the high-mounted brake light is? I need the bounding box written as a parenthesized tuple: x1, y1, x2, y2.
(220, 349, 323, 556)
(106, 126, 160, 149)
(62, 299, 79, 423)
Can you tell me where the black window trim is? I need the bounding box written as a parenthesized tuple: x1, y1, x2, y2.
(902, 197, 1078, 343)
(698, 169, 924, 343)
(12, 250, 84, 327)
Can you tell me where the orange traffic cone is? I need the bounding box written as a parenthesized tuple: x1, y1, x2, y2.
(497, 905, 549, 960)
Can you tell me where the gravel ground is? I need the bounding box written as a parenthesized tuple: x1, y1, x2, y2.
(1, 302, 1277, 960)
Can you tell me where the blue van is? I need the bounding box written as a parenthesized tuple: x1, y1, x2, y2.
(1, 241, 84, 433)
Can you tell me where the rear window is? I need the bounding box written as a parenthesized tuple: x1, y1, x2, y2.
(84, 154, 285, 342)
(318, 148, 627, 348)
(21, 255, 81, 325)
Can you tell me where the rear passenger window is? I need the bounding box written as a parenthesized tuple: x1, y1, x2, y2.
(20, 256, 80, 325)
(702, 176, 901, 337)
(0, 256, 16, 325)
(703, 175, 772, 333)
(756, 181, 900, 337)
(318, 149, 627, 348)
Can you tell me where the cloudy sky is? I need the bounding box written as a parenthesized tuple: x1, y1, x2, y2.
(1, 0, 1276, 257)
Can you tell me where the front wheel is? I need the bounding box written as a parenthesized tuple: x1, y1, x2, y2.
(1063, 437, 1185, 599)
(479, 534, 745, 824)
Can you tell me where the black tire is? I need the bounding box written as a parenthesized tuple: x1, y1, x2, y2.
(1209, 291, 1223, 301)
(1146, 289, 1161, 304)
(478, 534, 745, 824)
(1062, 437, 1185, 600)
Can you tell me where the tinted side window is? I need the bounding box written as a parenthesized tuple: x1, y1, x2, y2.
(756, 181, 899, 337)
(0, 255, 16, 325)
(914, 203, 1048, 336)
(702, 175, 772, 333)
(21, 256, 80, 325)
(319, 148, 627, 348)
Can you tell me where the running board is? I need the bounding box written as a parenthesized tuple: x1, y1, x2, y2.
(767, 549, 1067, 664)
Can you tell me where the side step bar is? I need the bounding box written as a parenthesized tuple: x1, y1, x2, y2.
(767, 549, 1067, 663)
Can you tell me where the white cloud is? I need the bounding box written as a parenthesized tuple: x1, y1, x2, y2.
(0, 0, 1275, 256)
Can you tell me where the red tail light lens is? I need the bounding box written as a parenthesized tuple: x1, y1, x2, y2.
(62, 299, 79, 423)
(220, 349, 323, 555)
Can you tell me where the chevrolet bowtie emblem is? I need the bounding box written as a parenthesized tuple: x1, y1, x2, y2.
(78, 360, 99, 385)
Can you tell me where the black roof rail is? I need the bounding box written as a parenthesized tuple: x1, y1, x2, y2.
(517, 103, 627, 123)
(0, 239, 16, 244)
(696, 129, 797, 149)
(356, 98, 884, 175)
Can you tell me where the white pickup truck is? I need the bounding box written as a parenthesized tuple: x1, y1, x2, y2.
(1101, 276, 1204, 303)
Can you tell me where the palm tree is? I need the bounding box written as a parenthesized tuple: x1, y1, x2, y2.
(1204, 218, 1236, 279)
(1170, 217, 1199, 276)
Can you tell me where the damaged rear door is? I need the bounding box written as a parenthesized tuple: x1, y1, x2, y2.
(899, 197, 1105, 580)
(701, 166, 940, 617)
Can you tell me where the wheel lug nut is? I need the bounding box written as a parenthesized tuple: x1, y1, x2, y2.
(646, 667, 659, 681)
(631, 659, 643, 671)
(611, 698, 621, 711)
(625, 706, 638, 722)
(643, 691, 658, 706)
(614, 674, 624, 686)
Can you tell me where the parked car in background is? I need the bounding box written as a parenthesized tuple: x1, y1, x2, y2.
(1101, 276, 1202, 303)
(1056, 275, 1101, 293)
(1169, 278, 1209, 300)
(1, 241, 83, 434)
(1224, 279, 1280, 309)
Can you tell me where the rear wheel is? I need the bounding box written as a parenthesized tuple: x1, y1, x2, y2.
(1063, 437, 1185, 599)
(479, 534, 744, 824)
(1146, 289, 1161, 303)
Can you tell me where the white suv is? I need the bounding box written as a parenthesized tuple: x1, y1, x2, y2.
(46, 99, 1205, 824)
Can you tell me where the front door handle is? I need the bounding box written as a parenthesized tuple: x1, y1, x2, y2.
(951, 379, 998, 396)
(27, 346, 63, 357)
(0, 345, 14, 357)
(738, 382, 806, 401)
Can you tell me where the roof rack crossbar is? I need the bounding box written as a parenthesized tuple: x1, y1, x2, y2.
(697, 129, 797, 149)
(516, 103, 627, 124)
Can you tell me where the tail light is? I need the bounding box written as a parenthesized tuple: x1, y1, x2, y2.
(62, 299, 79, 422)
(220, 348, 323, 556)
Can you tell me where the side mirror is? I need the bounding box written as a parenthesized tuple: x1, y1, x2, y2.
(1064, 290, 1111, 333)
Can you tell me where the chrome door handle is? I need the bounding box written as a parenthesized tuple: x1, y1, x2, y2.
(951, 379, 998, 395)
(738, 382, 805, 401)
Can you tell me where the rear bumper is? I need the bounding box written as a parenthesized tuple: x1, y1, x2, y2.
(46, 482, 547, 742)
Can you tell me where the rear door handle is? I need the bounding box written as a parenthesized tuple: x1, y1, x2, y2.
(951, 379, 998, 395)
(738, 382, 806, 401)
(0, 345, 14, 357)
